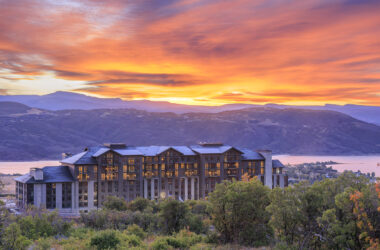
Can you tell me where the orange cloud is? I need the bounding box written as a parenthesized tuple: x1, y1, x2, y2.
(0, 0, 379, 105)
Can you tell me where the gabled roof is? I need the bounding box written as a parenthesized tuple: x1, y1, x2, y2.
(59, 144, 255, 164)
(14, 166, 75, 184)
(272, 159, 285, 168)
(240, 148, 265, 160)
(190, 145, 233, 154)
(61, 146, 102, 165)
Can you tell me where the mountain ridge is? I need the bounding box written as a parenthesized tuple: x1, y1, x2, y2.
(1, 91, 379, 125)
(0, 101, 379, 161)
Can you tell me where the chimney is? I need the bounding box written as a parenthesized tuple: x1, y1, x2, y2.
(31, 168, 44, 181)
(62, 152, 73, 160)
(256, 150, 273, 188)
(103, 143, 127, 149)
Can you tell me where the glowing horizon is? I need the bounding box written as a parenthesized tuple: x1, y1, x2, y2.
(0, 0, 379, 106)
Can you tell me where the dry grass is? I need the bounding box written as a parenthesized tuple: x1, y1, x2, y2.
(0, 175, 16, 195)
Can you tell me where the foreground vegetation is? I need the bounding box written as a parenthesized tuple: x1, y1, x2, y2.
(0, 172, 379, 249)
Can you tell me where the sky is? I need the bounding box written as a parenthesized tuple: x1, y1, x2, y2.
(0, 0, 379, 106)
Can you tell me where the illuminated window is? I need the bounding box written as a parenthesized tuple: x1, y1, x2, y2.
(261, 167, 265, 175)
(128, 158, 135, 165)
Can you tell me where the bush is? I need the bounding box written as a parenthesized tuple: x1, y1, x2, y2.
(90, 230, 120, 250)
(128, 197, 153, 212)
(103, 196, 128, 211)
(81, 209, 160, 232)
(125, 224, 146, 239)
(150, 237, 172, 250)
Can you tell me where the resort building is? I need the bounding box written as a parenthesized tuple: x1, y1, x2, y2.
(15, 143, 287, 215)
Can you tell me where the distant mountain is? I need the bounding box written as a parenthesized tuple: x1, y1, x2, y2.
(0, 101, 380, 161)
(1, 91, 379, 125)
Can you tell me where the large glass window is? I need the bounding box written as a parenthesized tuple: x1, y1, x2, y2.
(46, 183, 56, 209)
(79, 182, 88, 207)
(27, 184, 34, 205)
(62, 183, 72, 208)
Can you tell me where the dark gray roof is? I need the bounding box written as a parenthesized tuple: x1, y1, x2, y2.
(61, 146, 101, 165)
(60, 144, 265, 165)
(240, 148, 265, 160)
(272, 159, 285, 168)
(14, 166, 75, 184)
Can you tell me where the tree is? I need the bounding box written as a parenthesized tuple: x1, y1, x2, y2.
(159, 199, 190, 234)
(103, 196, 128, 211)
(268, 172, 375, 249)
(208, 178, 272, 246)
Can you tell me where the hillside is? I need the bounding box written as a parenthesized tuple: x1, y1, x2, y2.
(0, 102, 380, 160)
(1, 92, 379, 125)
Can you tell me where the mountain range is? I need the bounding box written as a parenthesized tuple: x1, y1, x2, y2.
(0, 101, 379, 161)
(0, 91, 379, 125)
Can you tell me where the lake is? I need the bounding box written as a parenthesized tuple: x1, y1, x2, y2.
(274, 155, 380, 176)
(0, 155, 379, 176)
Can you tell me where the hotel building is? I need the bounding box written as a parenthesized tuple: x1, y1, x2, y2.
(15, 143, 287, 215)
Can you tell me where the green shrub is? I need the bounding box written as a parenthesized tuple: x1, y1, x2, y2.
(128, 197, 153, 212)
(120, 234, 142, 248)
(103, 196, 128, 211)
(90, 230, 120, 250)
(150, 237, 172, 250)
(125, 224, 146, 239)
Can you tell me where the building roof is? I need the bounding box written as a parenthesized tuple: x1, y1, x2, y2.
(190, 145, 236, 154)
(272, 159, 285, 168)
(239, 148, 265, 160)
(14, 166, 75, 184)
(59, 144, 267, 165)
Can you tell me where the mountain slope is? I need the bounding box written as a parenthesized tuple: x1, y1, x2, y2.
(1, 92, 379, 125)
(0, 102, 379, 160)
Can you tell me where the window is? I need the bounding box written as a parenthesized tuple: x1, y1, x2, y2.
(79, 182, 88, 207)
(46, 183, 56, 209)
(27, 184, 34, 205)
(62, 183, 72, 208)
(77, 166, 89, 181)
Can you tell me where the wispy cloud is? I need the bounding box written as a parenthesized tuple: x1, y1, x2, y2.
(0, 0, 379, 105)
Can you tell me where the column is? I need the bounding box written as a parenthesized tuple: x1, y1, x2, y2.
(178, 178, 182, 201)
(165, 178, 169, 198)
(151, 178, 155, 200)
(184, 177, 188, 200)
(71, 182, 75, 212)
(144, 179, 148, 198)
(34, 184, 42, 208)
(88, 180, 94, 209)
(41, 184, 46, 207)
(56, 183, 62, 210)
(280, 175, 285, 188)
(191, 177, 195, 200)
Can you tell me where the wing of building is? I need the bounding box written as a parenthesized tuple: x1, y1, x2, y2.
(15, 142, 287, 215)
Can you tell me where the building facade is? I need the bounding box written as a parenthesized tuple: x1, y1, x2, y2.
(15, 143, 287, 215)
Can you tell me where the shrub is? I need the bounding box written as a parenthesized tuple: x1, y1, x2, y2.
(150, 237, 172, 250)
(90, 230, 120, 250)
(125, 224, 146, 239)
(103, 196, 128, 211)
(120, 234, 142, 248)
(128, 197, 153, 212)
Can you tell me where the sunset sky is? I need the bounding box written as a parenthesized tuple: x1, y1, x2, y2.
(0, 0, 379, 106)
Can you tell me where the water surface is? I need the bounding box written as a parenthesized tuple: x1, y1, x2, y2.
(274, 155, 380, 176)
